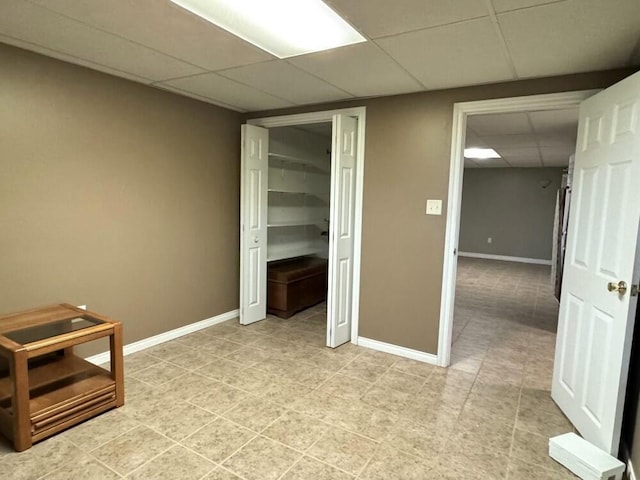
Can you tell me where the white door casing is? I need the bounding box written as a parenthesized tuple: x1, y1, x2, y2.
(327, 114, 358, 347)
(240, 125, 268, 325)
(552, 71, 640, 455)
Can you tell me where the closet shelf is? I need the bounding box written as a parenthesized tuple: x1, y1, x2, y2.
(268, 153, 330, 173)
(267, 219, 325, 228)
(267, 246, 322, 262)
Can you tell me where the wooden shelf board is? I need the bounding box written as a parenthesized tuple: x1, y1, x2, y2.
(267, 220, 324, 228)
(0, 355, 108, 402)
(267, 247, 322, 262)
(268, 153, 330, 173)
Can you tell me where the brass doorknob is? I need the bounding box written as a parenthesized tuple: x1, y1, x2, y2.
(608, 281, 628, 295)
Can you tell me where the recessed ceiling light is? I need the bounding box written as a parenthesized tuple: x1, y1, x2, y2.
(464, 148, 501, 159)
(169, 0, 366, 59)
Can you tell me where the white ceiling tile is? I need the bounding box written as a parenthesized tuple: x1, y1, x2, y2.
(491, 0, 568, 14)
(473, 158, 511, 168)
(540, 145, 575, 161)
(219, 61, 353, 105)
(507, 158, 544, 167)
(29, 0, 273, 71)
(494, 146, 541, 160)
(536, 131, 577, 148)
(0, 1, 203, 81)
(543, 157, 571, 167)
(289, 43, 423, 97)
(480, 134, 538, 148)
(467, 112, 532, 136)
(465, 133, 489, 148)
(327, 0, 488, 39)
(528, 108, 579, 133)
(377, 18, 515, 90)
(498, 0, 640, 78)
(160, 73, 294, 112)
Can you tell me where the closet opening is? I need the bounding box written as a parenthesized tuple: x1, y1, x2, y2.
(240, 107, 366, 349)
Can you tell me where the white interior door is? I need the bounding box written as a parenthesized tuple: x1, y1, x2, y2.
(327, 114, 358, 347)
(552, 71, 640, 455)
(240, 125, 268, 325)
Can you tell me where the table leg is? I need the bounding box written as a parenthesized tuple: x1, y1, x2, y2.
(11, 349, 31, 452)
(110, 324, 124, 407)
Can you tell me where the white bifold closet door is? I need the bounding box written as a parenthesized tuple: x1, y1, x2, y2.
(240, 124, 268, 326)
(327, 114, 358, 348)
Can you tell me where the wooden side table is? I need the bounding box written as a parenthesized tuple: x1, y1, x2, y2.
(0, 304, 124, 451)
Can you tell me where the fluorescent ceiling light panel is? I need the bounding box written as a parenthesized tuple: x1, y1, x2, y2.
(170, 0, 366, 58)
(464, 148, 501, 159)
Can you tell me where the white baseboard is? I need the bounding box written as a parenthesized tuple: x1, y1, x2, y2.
(629, 458, 636, 480)
(458, 251, 552, 266)
(357, 337, 439, 365)
(85, 309, 240, 365)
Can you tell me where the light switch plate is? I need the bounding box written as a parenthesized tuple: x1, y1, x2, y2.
(426, 199, 442, 215)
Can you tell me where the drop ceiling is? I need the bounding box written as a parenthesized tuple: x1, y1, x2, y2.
(0, 0, 639, 112)
(465, 107, 579, 168)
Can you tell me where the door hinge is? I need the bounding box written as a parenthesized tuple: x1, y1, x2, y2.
(632, 284, 639, 297)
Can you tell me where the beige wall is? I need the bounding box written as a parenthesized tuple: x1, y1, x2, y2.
(459, 167, 564, 260)
(0, 44, 243, 350)
(252, 68, 634, 354)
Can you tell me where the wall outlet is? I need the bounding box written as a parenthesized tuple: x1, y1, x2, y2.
(487, 237, 492, 244)
(426, 199, 442, 215)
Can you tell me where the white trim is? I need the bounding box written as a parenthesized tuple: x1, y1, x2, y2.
(85, 309, 239, 365)
(358, 337, 439, 365)
(629, 458, 637, 480)
(458, 251, 552, 265)
(248, 107, 366, 346)
(438, 90, 601, 368)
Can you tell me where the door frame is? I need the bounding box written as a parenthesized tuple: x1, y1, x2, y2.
(247, 106, 366, 344)
(437, 90, 600, 367)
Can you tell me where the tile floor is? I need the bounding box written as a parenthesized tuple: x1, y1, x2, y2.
(0, 258, 577, 479)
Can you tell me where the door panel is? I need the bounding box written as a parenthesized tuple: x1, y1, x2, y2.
(240, 125, 268, 325)
(552, 71, 640, 454)
(327, 114, 357, 347)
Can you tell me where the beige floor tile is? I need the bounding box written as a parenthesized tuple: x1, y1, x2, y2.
(358, 445, 435, 480)
(339, 358, 389, 383)
(41, 455, 120, 480)
(391, 357, 436, 378)
(164, 348, 221, 370)
(374, 369, 425, 395)
(145, 341, 195, 363)
(438, 436, 509, 479)
(507, 459, 578, 479)
(127, 445, 215, 480)
(308, 428, 377, 475)
(383, 417, 448, 458)
(202, 467, 243, 479)
(222, 366, 276, 393)
(222, 436, 301, 480)
(61, 409, 139, 451)
(511, 428, 569, 474)
(182, 417, 255, 463)
(516, 405, 573, 438)
(259, 376, 313, 405)
(92, 426, 175, 476)
(316, 373, 372, 400)
(263, 410, 328, 451)
(155, 372, 218, 401)
(222, 395, 287, 432)
(124, 352, 163, 375)
(144, 402, 217, 441)
(281, 456, 354, 480)
(194, 358, 245, 382)
(188, 381, 248, 414)
(360, 384, 412, 415)
(2, 437, 88, 480)
(130, 362, 189, 387)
